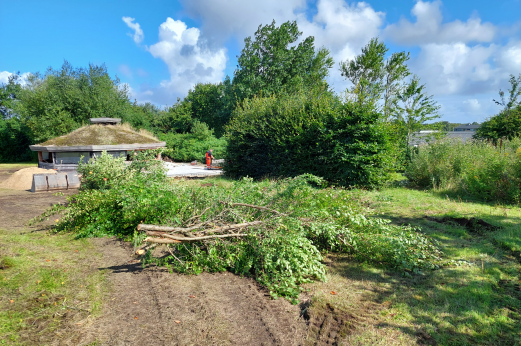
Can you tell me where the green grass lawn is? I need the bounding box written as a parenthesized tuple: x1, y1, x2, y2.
(358, 187, 521, 345)
(191, 177, 521, 345)
(0, 230, 106, 345)
(0, 163, 37, 169)
(2, 171, 519, 345)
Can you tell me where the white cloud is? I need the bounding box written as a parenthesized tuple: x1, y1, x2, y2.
(181, 0, 305, 45)
(0, 71, 12, 85)
(0, 71, 31, 86)
(298, 0, 384, 55)
(181, 0, 385, 91)
(495, 40, 521, 72)
(122, 16, 144, 44)
(296, 0, 385, 91)
(384, 1, 496, 45)
(410, 43, 500, 96)
(136, 68, 149, 78)
(463, 98, 481, 112)
(145, 18, 227, 101)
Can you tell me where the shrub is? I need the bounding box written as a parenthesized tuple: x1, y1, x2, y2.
(36, 154, 441, 301)
(159, 121, 227, 162)
(406, 138, 521, 203)
(225, 90, 393, 188)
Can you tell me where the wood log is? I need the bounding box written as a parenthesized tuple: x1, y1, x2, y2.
(227, 203, 286, 216)
(143, 233, 249, 243)
(138, 221, 263, 234)
(137, 222, 206, 233)
(143, 237, 182, 244)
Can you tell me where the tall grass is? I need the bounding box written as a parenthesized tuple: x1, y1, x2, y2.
(406, 138, 521, 203)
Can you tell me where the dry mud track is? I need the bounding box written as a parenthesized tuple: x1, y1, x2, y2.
(72, 238, 307, 346)
(0, 182, 308, 346)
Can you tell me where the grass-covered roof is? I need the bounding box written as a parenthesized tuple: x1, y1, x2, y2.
(38, 124, 161, 147)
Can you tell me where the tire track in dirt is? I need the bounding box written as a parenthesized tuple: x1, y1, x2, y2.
(72, 238, 307, 346)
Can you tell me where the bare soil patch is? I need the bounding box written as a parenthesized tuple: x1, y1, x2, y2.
(1, 166, 310, 345)
(426, 216, 500, 234)
(69, 237, 308, 346)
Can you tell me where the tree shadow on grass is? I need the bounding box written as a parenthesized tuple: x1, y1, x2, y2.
(98, 261, 144, 274)
(329, 253, 521, 346)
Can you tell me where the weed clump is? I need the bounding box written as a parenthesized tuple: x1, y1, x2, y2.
(406, 138, 521, 204)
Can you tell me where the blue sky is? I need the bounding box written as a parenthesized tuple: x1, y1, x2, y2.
(1, 0, 521, 122)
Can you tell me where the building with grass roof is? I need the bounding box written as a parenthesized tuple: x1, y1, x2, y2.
(29, 118, 165, 171)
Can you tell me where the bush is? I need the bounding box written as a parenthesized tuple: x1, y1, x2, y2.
(36, 154, 441, 302)
(406, 138, 521, 203)
(225, 90, 393, 188)
(475, 101, 521, 142)
(159, 121, 227, 162)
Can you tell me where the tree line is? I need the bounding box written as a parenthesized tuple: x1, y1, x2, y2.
(1, 20, 516, 186)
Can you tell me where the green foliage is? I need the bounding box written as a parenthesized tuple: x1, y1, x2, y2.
(340, 37, 388, 108)
(0, 74, 35, 162)
(476, 74, 521, 142)
(185, 82, 234, 137)
(0, 73, 22, 119)
(406, 138, 521, 203)
(122, 102, 163, 133)
(77, 151, 128, 191)
(393, 75, 441, 147)
(475, 105, 521, 141)
(159, 122, 227, 162)
(36, 154, 441, 301)
(493, 73, 521, 116)
(15, 61, 131, 144)
(339, 38, 441, 169)
(0, 117, 35, 162)
(339, 37, 411, 117)
(233, 20, 334, 100)
(225, 90, 393, 187)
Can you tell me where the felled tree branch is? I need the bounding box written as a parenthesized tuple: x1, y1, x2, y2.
(137, 222, 209, 233)
(143, 233, 248, 243)
(139, 221, 263, 235)
(220, 202, 286, 216)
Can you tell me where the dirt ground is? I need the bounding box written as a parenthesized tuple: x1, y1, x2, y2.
(0, 168, 310, 346)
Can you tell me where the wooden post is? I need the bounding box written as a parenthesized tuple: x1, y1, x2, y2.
(38, 151, 43, 162)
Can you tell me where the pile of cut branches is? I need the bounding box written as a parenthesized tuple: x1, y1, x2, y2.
(138, 202, 284, 244)
(35, 151, 442, 301)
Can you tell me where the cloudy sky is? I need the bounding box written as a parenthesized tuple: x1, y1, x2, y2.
(1, 0, 521, 123)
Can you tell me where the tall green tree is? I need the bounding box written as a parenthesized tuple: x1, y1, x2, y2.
(339, 37, 410, 117)
(184, 82, 234, 137)
(475, 106, 521, 141)
(233, 20, 334, 100)
(393, 75, 441, 147)
(0, 73, 22, 119)
(475, 74, 521, 141)
(0, 74, 34, 162)
(493, 73, 521, 117)
(15, 61, 131, 143)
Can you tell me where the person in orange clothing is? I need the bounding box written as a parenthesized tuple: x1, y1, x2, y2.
(205, 149, 215, 169)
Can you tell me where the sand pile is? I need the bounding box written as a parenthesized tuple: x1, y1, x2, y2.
(0, 167, 55, 190)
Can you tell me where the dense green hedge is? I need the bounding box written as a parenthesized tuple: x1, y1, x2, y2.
(224, 91, 393, 187)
